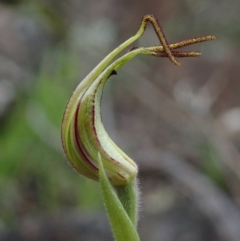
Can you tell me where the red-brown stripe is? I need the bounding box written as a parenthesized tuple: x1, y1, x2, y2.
(73, 92, 98, 170)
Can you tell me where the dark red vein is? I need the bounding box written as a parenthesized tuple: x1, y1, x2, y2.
(73, 92, 98, 171)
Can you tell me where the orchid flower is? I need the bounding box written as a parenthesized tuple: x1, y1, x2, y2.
(61, 15, 216, 241)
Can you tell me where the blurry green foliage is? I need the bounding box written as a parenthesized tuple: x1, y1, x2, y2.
(0, 0, 20, 5)
(201, 142, 229, 193)
(0, 44, 102, 226)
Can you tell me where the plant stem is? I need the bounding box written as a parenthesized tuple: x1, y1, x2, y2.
(98, 154, 140, 241)
(116, 180, 139, 227)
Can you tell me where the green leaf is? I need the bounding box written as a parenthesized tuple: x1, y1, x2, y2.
(98, 153, 140, 241)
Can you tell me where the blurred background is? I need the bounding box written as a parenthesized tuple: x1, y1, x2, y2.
(0, 0, 240, 241)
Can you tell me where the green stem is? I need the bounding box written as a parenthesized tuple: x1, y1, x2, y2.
(116, 180, 139, 227)
(98, 154, 140, 241)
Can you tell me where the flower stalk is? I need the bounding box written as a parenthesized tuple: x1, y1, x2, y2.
(98, 154, 140, 241)
(61, 14, 216, 241)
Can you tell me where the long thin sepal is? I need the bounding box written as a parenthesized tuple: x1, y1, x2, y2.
(98, 154, 140, 241)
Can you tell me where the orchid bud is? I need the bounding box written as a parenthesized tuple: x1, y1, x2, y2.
(61, 69, 138, 186)
(61, 15, 216, 186)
